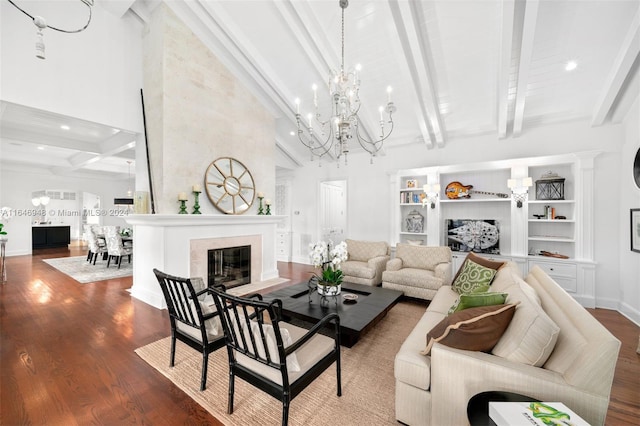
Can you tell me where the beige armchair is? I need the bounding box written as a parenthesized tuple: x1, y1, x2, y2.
(340, 239, 391, 286)
(382, 244, 452, 300)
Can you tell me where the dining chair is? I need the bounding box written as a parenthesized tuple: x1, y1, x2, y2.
(153, 269, 226, 391)
(208, 287, 342, 426)
(103, 226, 132, 268)
(85, 224, 107, 264)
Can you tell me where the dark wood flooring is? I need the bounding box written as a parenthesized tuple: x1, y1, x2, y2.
(1, 247, 638, 425)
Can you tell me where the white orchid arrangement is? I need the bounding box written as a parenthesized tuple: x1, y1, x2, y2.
(308, 240, 348, 286)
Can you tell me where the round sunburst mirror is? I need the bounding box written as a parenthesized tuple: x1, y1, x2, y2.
(204, 157, 255, 215)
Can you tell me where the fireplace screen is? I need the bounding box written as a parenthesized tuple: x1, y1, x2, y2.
(208, 245, 251, 289)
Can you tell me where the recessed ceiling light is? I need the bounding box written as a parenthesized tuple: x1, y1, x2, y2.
(290, 131, 295, 136)
(565, 61, 577, 71)
(37, 146, 45, 150)
(60, 124, 70, 130)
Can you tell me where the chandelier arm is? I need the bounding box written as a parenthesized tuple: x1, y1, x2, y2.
(353, 115, 395, 153)
(7, 0, 93, 33)
(296, 119, 336, 157)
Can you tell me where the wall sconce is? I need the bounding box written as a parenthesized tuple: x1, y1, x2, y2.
(422, 183, 440, 209)
(507, 177, 533, 208)
(31, 195, 50, 207)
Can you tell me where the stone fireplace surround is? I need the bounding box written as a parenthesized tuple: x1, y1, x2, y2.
(125, 214, 284, 309)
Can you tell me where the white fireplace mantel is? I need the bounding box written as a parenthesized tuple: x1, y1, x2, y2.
(125, 214, 286, 309)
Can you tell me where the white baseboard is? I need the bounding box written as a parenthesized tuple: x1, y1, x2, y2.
(619, 302, 640, 327)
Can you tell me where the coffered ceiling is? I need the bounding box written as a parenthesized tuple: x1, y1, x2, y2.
(1, 0, 638, 178)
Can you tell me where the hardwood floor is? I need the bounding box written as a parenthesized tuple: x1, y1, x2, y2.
(1, 247, 638, 425)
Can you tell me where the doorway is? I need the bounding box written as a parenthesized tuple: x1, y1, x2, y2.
(319, 180, 347, 244)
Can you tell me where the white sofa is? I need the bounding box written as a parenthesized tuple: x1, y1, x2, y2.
(382, 244, 452, 300)
(340, 239, 390, 286)
(394, 261, 621, 426)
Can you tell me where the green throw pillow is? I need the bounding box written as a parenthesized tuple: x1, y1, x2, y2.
(451, 292, 508, 314)
(452, 259, 497, 294)
(447, 285, 491, 315)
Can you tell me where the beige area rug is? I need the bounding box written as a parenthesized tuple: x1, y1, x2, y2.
(135, 300, 425, 425)
(43, 255, 132, 283)
(227, 277, 290, 296)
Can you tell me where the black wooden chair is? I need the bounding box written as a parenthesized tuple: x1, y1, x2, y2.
(208, 287, 342, 426)
(153, 268, 226, 391)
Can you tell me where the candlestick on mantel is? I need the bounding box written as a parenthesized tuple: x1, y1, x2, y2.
(192, 184, 201, 192)
(257, 194, 265, 215)
(178, 192, 188, 201)
(192, 189, 202, 214)
(265, 199, 272, 215)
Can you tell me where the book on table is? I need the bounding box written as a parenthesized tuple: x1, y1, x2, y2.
(489, 401, 591, 426)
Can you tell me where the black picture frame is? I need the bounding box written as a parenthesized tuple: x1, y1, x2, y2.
(631, 209, 640, 253)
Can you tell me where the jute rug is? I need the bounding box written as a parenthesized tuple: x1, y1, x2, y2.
(43, 255, 132, 283)
(227, 277, 290, 296)
(135, 300, 425, 425)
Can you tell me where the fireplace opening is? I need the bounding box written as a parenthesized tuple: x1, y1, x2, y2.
(208, 245, 251, 289)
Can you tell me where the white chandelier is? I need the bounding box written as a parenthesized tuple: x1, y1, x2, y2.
(294, 0, 396, 166)
(7, 0, 94, 60)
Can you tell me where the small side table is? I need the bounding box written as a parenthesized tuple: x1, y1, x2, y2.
(467, 391, 538, 426)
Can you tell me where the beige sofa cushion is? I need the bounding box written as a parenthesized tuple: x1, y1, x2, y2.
(491, 273, 560, 367)
(341, 260, 376, 279)
(395, 244, 451, 270)
(382, 268, 443, 291)
(346, 239, 388, 262)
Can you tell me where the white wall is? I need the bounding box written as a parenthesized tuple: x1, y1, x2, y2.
(617, 97, 640, 324)
(0, 1, 144, 133)
(280, 118, 637, 317)
(0, 166, 132, 256)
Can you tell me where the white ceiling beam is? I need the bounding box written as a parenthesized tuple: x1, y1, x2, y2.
(497, 0, 516, 139)
(388, 0, 444, 149)
(512, 0, 539, 137)
(591, 8, 640, 127)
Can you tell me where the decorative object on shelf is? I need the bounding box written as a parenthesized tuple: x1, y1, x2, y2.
(178, 192, 188, 214)
(265, 199, 272, 215)
(406, 239, 423, 245)
(507, 177, 533, 208)
(422, 183, 440, 209)
(7, 0, 94, 60)
(308, 240, 348, 299)
(631, 208, 640, 253)
(540, 251, 569, 259)
(405, 209, 424, 233)
(445, 181, 509, 199)
(447, 219, 500, 254)
(205, 157, 255, 215)
(535, 171, 565, 200)
(406, 179, 418, 188)
(294, 0, 396, 166)
(192, 184, 202, 214)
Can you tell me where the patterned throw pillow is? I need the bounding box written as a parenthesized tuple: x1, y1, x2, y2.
(452, 259, 497, 294)
(451, 252, 505, 285)
(421, 303, 519, 355)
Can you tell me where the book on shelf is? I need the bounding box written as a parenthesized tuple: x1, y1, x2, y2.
(489, 401, 591, 426)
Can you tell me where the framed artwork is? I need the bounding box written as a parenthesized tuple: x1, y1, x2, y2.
(631, 209, 640, 253)
(406, 179, 417, 188)
(446, 219, 500, 254)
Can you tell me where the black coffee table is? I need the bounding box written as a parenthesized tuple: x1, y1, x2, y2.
(263, 281, 403, 347)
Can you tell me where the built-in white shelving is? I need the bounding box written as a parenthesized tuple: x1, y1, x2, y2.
(391, 152, 600, 307)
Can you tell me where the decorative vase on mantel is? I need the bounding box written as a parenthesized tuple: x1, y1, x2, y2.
(317, 281, 342, 297)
